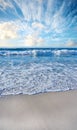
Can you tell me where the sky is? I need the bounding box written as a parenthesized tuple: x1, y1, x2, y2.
(0, 0, 77, 48)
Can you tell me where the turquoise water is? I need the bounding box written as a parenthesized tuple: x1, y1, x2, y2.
(0, 48, 77, 96)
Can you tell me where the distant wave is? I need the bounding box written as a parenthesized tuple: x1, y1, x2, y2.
(0, 49, 77, 57)
(52, 49, 77, 56)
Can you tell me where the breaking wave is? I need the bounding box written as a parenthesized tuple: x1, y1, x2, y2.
(0, 48, 77, 96)
(0, 48, 77, 57)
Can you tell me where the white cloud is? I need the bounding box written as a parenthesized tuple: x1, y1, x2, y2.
(45, 0, 54, 25)
(0, 22, 18, 40)
(0, 0, 76, 48)
(24, 34, 44, 47)
(51, 12, 66, 33)
(0, 21, 45, 47)
(0, 40, 14, 47)
(66, 40, 77, 47)
(0, 0, 13, 11)
(32, 22, 44, 30)
(13, 0, 43, 21)
(0, 0, 9, 8)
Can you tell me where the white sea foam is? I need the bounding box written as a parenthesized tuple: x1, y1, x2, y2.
(0, 49, 77, 57)
(0, 61, 77, 96)
(0, 48, 77, 96)
(53, 49, 68, 56)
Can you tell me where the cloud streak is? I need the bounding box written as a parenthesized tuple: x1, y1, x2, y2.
(0, 0, 77, 47)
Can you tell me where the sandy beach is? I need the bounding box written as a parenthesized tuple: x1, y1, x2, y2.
(0, 90, 77, 130)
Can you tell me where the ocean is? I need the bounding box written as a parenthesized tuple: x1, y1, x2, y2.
(0, 48, 77, 96)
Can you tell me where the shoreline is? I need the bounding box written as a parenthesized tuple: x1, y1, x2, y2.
(0, 90, 77, 130)
(0, 88, 76, 98)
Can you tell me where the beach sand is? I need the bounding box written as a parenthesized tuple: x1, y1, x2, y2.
(0, 90, 77, 130)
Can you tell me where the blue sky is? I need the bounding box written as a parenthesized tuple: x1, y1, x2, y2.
(0, 0, 77, 47)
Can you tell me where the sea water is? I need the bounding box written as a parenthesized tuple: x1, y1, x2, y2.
(0, 48, 77, 96)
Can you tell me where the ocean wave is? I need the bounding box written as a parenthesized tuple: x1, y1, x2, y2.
(0, 49, 77, 57)
(0, 62, 77, 96)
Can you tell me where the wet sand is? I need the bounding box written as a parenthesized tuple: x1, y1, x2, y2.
(0, 90, 77, 130)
